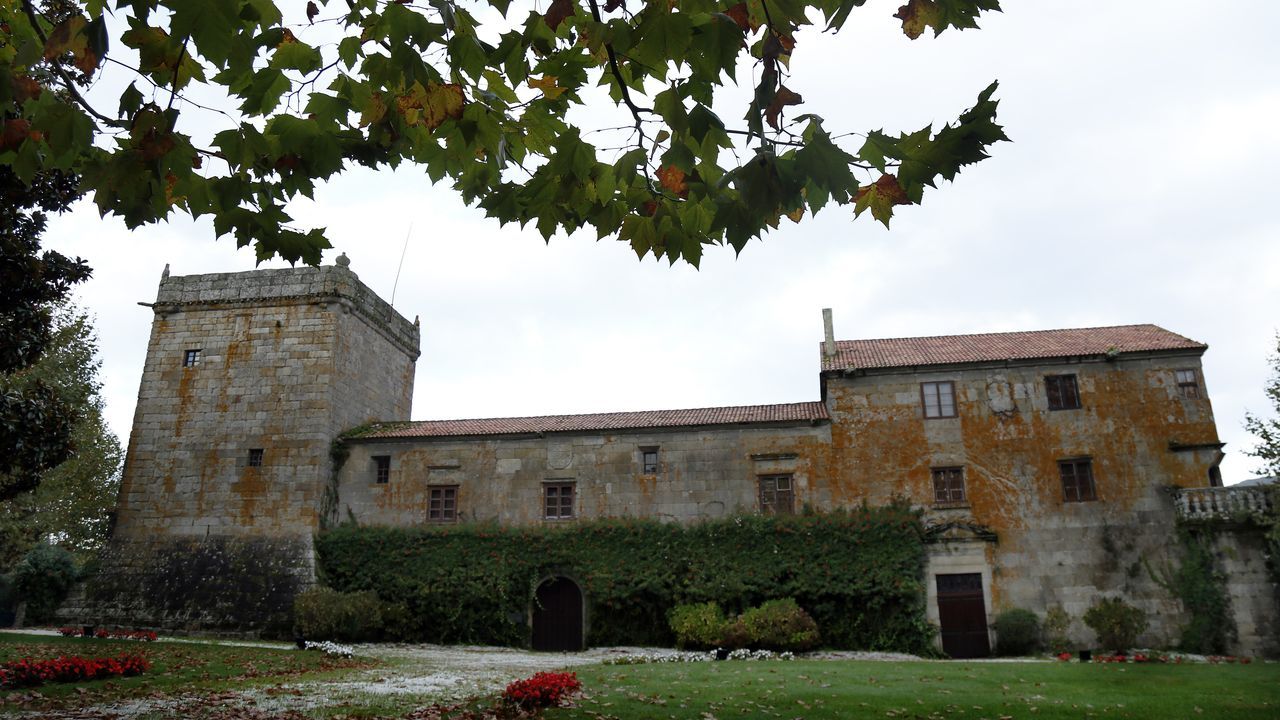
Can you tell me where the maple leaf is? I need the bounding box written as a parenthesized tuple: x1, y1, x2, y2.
(528, 75, 567, 100)
(894, 0, 942, 40)
(0, 119, 31, 152)
(854, 173, 911, 226)
(657, 165, 689, 198)
(724, 3, 752, 32)
(765, 86, 802, 130)
(545, 0, 576, 32)
(396, 82, 465, 129)
(306, 1, 320, 24)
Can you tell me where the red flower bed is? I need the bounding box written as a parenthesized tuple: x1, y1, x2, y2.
(0, 653, 150, 689)
(502, 671, 582, 711)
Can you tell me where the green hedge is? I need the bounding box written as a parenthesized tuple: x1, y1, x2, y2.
(314, 505, 932, 652)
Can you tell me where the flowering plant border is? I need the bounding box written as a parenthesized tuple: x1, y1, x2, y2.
(0, 653, 150, 689)
(501, 671, 582, 711)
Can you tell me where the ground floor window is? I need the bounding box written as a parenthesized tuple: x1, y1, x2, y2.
(758, 474, 794, 515)
(429, 485, 458, 522)
(543, 482, 575, 519)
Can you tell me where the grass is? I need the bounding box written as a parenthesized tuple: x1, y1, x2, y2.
(553, 659, 1280, 720)
(0, 631, 374, 716)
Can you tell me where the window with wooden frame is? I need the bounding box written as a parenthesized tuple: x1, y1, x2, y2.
(247, 448, 264, 467)
(1175, 369, 1199, 399)
(920, 381, 957, 418)
(1045, 374, 1081, 410)
(373, 455, 390, 485)
(543, 481, 575, 520)
(758, 474, 794, 515)
(932, 467, 966, 504)
(1059, 458, 1097, 502)
(640, 446, 659, 474)
(183, 348, 202, 367)
(428, 485, 458, 522)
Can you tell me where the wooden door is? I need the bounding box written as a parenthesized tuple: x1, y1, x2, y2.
(531, 577, 584, 652)
(936, 573, 990, 659)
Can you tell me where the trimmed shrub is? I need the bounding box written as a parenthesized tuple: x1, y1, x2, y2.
(315, 506, 933, 653)
(12, 543, 77, 624)
(993, 608, 1041, 656)
(1083, 598, 1147, 652)
(293, 586, 386, 642)
(737, 598, 820, 652)
(1043, 606, 1072, 654)
(669, 602, 727, 650)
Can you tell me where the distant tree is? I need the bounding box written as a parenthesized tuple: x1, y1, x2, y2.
(1244, 333, 1280, 478)
(0, 165, 92, 501)
(0, 305, 121, 567)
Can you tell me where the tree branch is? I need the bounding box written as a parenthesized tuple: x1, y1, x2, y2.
(20, 0, 117, 127)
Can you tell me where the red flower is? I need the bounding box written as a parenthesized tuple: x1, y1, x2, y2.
(502, 671, 582, 710)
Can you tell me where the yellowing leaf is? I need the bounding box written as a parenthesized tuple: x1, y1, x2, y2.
(765, 85, 802, 130)
(360, 92, 387, 126)
(396, 82, 465, 129)
(44, 16, 88, 61)
(529, 75, 567, 100)
(854, 173, 910, 227)
(894, 0, 942, 40)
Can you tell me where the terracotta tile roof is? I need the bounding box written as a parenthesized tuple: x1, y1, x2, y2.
(356, 402, 831, 439)
(821, 324, 1205, 372)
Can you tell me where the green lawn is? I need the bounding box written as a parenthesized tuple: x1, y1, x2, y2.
(0, 631, 373, 716)
(554, 659, 1280, 720)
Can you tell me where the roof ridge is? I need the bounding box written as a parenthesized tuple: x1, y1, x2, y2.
(394, 400, 828, 427)
(829, 323, 1178, 346)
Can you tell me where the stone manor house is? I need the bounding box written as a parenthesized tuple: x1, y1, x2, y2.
(92, 260, 1276, 657)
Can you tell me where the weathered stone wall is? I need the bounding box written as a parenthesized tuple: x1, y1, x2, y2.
(337, 423, 832, 525)
(84, 264, 419, 634)
(822, 352, 1221, 649)
(1212, 529, 1279, 657)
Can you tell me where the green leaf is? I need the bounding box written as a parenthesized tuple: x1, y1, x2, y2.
(271, 40, 322, 74)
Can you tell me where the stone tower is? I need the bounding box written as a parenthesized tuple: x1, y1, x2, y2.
(78, 260, 419, 633)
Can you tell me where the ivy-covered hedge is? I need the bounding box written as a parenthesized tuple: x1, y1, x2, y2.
(314, 505, 933, 653)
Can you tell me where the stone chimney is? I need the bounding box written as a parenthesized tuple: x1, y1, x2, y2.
(822, 308, 836, 358)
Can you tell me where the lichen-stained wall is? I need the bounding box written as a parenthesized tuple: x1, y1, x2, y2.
(113, 265, 419, 540)
(822, 352, 1222, 646)
(337, 423, 832, 525)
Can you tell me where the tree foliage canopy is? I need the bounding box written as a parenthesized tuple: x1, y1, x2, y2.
(2, 0, 1005, 265)
(1244, 334, 1280, 478)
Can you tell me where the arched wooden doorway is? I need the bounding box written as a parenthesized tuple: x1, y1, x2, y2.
(531, 576, 585, 651)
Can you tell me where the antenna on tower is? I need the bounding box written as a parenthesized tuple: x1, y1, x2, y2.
(390, 222, 412, 307)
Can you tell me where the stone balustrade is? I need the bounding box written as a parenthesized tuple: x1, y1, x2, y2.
(1175, 486, 1274, 522)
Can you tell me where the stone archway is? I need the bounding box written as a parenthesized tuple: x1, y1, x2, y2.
(531, 576, 585, 652)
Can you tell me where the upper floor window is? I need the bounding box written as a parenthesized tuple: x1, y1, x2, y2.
(1045, 374, 1081, 410)
(932, 467, 966, 505)
(373, 455, 390, 484)
(429, 485, 458, 522)
(544, 482, 575, 520)
(759, 474, 794, 515)
(247, 448, 264, 467)
(641, 447, 659, 474)
(183, 348, 202, 367)
(1175, 369, 1199, 398)
(920, 381, 957, 418)
(1059, 458, 1097, 502)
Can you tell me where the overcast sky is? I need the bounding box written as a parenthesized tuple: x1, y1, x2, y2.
(43, 1, 1279, 484)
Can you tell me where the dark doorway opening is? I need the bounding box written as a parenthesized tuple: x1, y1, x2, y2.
(936, 573, 990, 659)
(531, 576, 584, 652)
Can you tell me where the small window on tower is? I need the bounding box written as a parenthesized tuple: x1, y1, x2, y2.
(641, 447, 659, 474)
(183, 348, 202, 367)
(373, 455, 390, 484)
(247, 448, 264, 467)
(1175, 369, 1199, 398)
